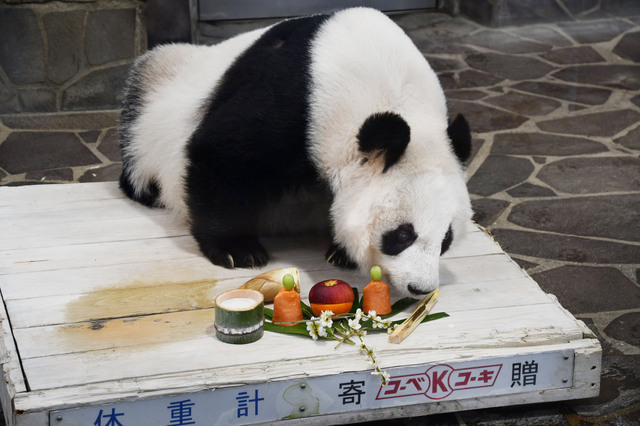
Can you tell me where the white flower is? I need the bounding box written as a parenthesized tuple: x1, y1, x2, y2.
(380, 371, 391, 384)
(354, 308, 363, 321)
(366, 310, 377, 319)
(319, 311, 334, 328)
(348, 317, 362, 330)
(306, 321, 318, 341)
(317, 326, 328, 338)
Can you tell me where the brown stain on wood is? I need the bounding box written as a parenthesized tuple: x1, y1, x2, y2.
(60, 278, 220, 349)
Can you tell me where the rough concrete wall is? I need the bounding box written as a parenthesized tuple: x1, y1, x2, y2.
(0, 0, 146, 113)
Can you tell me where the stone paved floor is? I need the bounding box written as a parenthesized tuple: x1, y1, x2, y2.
(1, 9, 639, 426)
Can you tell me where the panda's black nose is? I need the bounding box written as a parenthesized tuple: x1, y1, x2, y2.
(407, 283, 430, 295)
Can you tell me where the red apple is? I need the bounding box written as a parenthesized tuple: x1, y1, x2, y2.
(309, 279, 354, 316)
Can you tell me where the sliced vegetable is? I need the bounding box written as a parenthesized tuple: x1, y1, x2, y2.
(362, 265, 392, 315)
(271, 274, 303, 326)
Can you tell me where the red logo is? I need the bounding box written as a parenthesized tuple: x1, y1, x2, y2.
(376, 364, 502, 400)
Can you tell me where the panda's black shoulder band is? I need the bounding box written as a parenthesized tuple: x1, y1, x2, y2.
(357, 112, 410, 173)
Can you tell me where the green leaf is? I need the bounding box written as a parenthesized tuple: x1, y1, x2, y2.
(385, 297, 419, 318)
(301, 300, 314, 318)
(264, 307, 273, 320)
(350, 287, 361, 313)
(264, 321, 310, 337)
(389, 312, 449, 327)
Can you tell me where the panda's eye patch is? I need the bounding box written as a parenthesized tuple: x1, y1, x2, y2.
(440, 225, 453, 255)
(382, 223, 417, 256)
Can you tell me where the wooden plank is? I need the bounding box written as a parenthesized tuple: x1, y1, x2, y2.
(20, 302, 583, 391)
(4, 253, 528, 329)
(3, 215, 189, 250)
(0, 182, 124, 207)
(12, 339, 599, 417)
(0, 224, 497, 277)
(13, 276, 552, 358)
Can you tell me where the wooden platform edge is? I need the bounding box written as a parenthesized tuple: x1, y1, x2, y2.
(0, 290, 27, 426)
(8, 338, 602, 426)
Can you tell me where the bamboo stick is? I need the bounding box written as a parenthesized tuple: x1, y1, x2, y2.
(388, 289, 439, 344)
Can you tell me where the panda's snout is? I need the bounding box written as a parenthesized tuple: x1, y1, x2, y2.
(407, 283, 434, 296)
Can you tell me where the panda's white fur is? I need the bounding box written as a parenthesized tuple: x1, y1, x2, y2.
(119, 8, 473, 297)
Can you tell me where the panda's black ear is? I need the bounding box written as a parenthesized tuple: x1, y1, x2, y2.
(357, 112, 410, 173)
(447, 114, 472, 163)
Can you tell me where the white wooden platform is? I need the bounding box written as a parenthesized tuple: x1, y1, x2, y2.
(0, 182, 601, 425)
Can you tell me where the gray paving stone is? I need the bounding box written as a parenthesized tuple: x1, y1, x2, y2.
(79, 130, 102, 144)
(25, 168, 73, 182)
(552, 65, 640, 90)
(444, 89, 487, 101)
(511, 81, 611, 105)
(62, 65, 129, 111)
(537, 110, 640, 137)
(557, 19, 634, 44)
(506, 182, 556, 198)
(510, 26, 573, 47)
(467, 155, 534, 196)
(0, 111, 119, 131)
(466, 52, 555, 80)
(537, 157, 640, 194)
(437, 73, 456, 90)
(492, 133, 608, 156)
(458, 403, 567, 426)
(614, 126, 640, 151)
(0, 132, 101, 174)
(562, 0, 600, 16)
(460, 0, 570, 26)
(471, 198, 510, 227)
(613, 31, 640, 63)
(457, 69, 505, 88)
(17, 88, 56, 113)
(0, 76, 19, 113)
(491, 229, 640, 264)
(508, 195, 640, 242)
(426, 56, 465, 72)
(484, 91, 561, 116)
(461, 29, 552, 54)
(0, 8, 45, 85)
(570, 354, 640, 419)
(43, 10, 85, 85)
(97, 128, 121, 162)
(604, 313, 640, 348)
(540, 46, 605, 64)
(78, 163, 122, 182)
(632, 94, 640, 108)
(85, 9, 136, 66)
(601, 0, 640, 16)
(448, 100, 527, 133)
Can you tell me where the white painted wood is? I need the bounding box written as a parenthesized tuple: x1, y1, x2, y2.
(13, 340, 600, 416)
(0, 181, 123, 207)
(0, 182, 601, 424)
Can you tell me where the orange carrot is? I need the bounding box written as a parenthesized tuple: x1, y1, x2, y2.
(362, 266, 392, 315)
(271, 274, 303, 326)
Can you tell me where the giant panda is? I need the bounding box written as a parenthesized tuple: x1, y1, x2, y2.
(119, 7, 473, 297)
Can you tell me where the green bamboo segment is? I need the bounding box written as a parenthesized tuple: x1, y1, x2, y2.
(214, 289, 265, 344)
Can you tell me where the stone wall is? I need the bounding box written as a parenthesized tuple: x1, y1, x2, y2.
(459, 0, 640, 27)
(0, 0, 146, 114)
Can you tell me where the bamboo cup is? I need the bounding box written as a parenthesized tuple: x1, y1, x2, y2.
(214, 289, 264, 344)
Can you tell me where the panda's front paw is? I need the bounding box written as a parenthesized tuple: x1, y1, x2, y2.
(325, 243, 358, 269)
(201, 239, 270, 269)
